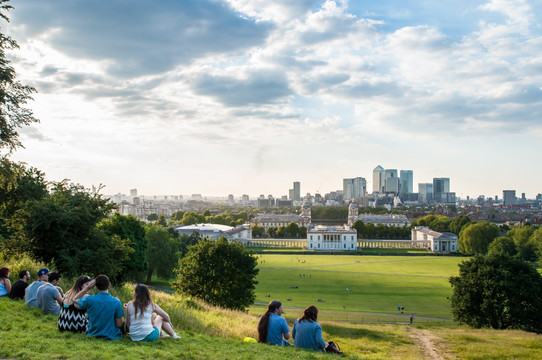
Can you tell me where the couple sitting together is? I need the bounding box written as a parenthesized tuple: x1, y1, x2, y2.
(257, 300, 327, 352)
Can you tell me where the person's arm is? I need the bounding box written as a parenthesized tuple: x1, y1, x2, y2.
(315, 323, 327, 349)
(114, 299, 124, 329)
(291, 320, 297, 340)
(152, 303, 171, 323)
(55, 295, 63, 305)
(3, 279, 11, 294)
(74, 279, 95, 309)
(55, 286, 64, 298)
(282, 318, 290, 340)
(124, 302, 132, 331)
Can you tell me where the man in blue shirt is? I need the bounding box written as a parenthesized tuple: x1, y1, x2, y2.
(25, 268, 49, 308)
(263, 300, 290, 346)
(74, 275, 124, 340)
(37, 272, 63, 315)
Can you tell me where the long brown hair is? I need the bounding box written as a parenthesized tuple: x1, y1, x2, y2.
(63, 275, 91, 304)
(133, 284, 152, 318)
(257, 300, 282, 343)
(299, 305, 318, 322)
(0, 267, 9, 279)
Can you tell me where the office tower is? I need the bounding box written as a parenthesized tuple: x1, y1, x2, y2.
(228, 194, 234, 205)
(289, 188, 294, 200)
(383, 169, 397, 193)
(373, 165, 384, 193)
(343, 177, 366, 200)
(503, 190, 516, 206)
(399, 170, 413, 194)
(293, 181, 301, 201)
(432, 178, 450, 203)
(418, 183, 433, 203)
(130, 188, 137, 198)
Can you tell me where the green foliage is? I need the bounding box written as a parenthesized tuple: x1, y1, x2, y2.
(177, 231, 201, 258)
(458, 222, 499, 255)
(352, 220, 410, 239)
(156, 215, 167, 226)
(286, 222, 299, 238)
(413, 214, 451, 232)
(506, 226, 537, 261)
(310, 206, 348, 220)
(0, 251, 49, 283)
(0, 2, 39, 153)
(450, 254, 542, 333)
(146, 213, 158, 221)
(145, 223, 178, 282)
(180, 210, 205, 225)
(449, 215, 471, 235)
(99, 213, 148, 282)
(251, 225, 264, 238)
(487, 237, 517, 257)
(173, 238, 259, 311)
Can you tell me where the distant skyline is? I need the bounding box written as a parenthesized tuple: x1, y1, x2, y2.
(5, 0, 542, 199)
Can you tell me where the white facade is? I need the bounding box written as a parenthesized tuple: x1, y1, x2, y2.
(411, 226, 458, 253)
(307, 225, 357, 251)
(174, 224, 252, 241)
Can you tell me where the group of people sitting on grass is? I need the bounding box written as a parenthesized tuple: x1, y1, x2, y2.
(258, 300, 328, 352)
(1, 267, 179, 341)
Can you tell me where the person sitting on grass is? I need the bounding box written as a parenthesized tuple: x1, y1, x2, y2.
(125, 284, 179, 341)
(25, 268, 49, 308)
(9, 270, 30, 300)
(292, 305, 327, 352)
(0, 267, 11, 297)
(37, 272, 63, 315)
(74, 275, 124, 340)
(58, 275, 91, 333)
(257, 300, 290, 346)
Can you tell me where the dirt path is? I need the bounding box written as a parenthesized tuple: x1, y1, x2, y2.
(408, 327, 451, 360)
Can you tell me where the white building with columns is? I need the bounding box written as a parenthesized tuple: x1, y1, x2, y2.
(307, 225, 357, 251)
(411, 226, 458, 253)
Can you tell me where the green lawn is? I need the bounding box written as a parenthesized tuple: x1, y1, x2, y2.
(252, 254, 465, 320)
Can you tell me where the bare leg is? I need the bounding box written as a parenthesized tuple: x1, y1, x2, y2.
(161, 319, 175, 337)
(153, 314, 164, 336)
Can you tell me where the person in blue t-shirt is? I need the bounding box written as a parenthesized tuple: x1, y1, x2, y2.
(292, 305, 327, 352)
(257, 300, 290, 346)
(74, 275, 124, 340)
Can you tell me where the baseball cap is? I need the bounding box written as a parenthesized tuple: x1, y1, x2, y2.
(37, 268, 50, 277)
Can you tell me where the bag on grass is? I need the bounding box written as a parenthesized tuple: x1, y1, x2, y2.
(324, 341, 342, 354)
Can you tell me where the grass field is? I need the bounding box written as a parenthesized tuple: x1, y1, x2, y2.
(251, 254, 465, 321)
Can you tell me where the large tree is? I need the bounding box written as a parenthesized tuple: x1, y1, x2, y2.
(458, 222, 499, 255)
(99, 213, 148, 282)
(0, 1, 39, 153)
(146, 223, 178, 283)
(450, 254, 542, 333)
(173, 238, 259, 311)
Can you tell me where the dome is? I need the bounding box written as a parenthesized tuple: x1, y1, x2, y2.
(349, 201, 358, 208)
(303, 202, 310, 208)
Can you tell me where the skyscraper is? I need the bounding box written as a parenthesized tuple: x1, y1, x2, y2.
(418, 183, 433, 203)
(343, 177, 366, 200)
(293, 181, 301, 201)
(433, 178, 450, 203)
(503, 190, 516, 206)
(383, 169, 398, 193)
(373, 165, 384, 193)
(399, 170, 413, 194)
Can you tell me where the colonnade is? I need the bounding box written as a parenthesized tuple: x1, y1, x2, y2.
(242, 238, 431, 250)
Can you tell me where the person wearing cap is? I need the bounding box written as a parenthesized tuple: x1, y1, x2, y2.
(37, 272, 63, 315)
(257, 300, 291, 346)
(25, 268, 50, 308)
(9, 270, 30, 300)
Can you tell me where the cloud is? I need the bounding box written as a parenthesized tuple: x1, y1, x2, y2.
(11, 0, 272, 77)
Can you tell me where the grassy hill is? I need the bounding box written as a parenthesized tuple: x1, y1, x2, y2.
(2, 285, 542, 360)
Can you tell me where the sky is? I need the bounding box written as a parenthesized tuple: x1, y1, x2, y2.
(4, 0, 542, 199)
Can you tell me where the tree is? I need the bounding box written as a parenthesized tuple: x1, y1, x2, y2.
(449, 254, 542, 333)
(506, 226, 536, 261)
(449, 215, 471, 236)
(145, 223, 178, 283)
(458, 222, 499, 255)
(20, 181, 132, 278)
(0, 1, 39, 153)
(147, 213, 158, 222)
(251, 225, 264, 238)
(177, 231, 201, 258)
(156, 215, 167, 227)
(173, 238, 259, 310)
(286, 222, 299, 238)
(99, 213, 148, 283)
(488, 237, 517, 257)
(352, 220, 365, 239)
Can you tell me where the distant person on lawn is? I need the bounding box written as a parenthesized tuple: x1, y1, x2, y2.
(58, 275, 91, 333)
(0, 267, 11, 297)
(9, 270, 30, 300)
(25, 268, 49, 307)
(125, 284, 179, 341)
(292, 305, 327, 352)
(37, 272, 63, 315)
(257, 300, 290, 346)
(74, 275, 124, 340)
